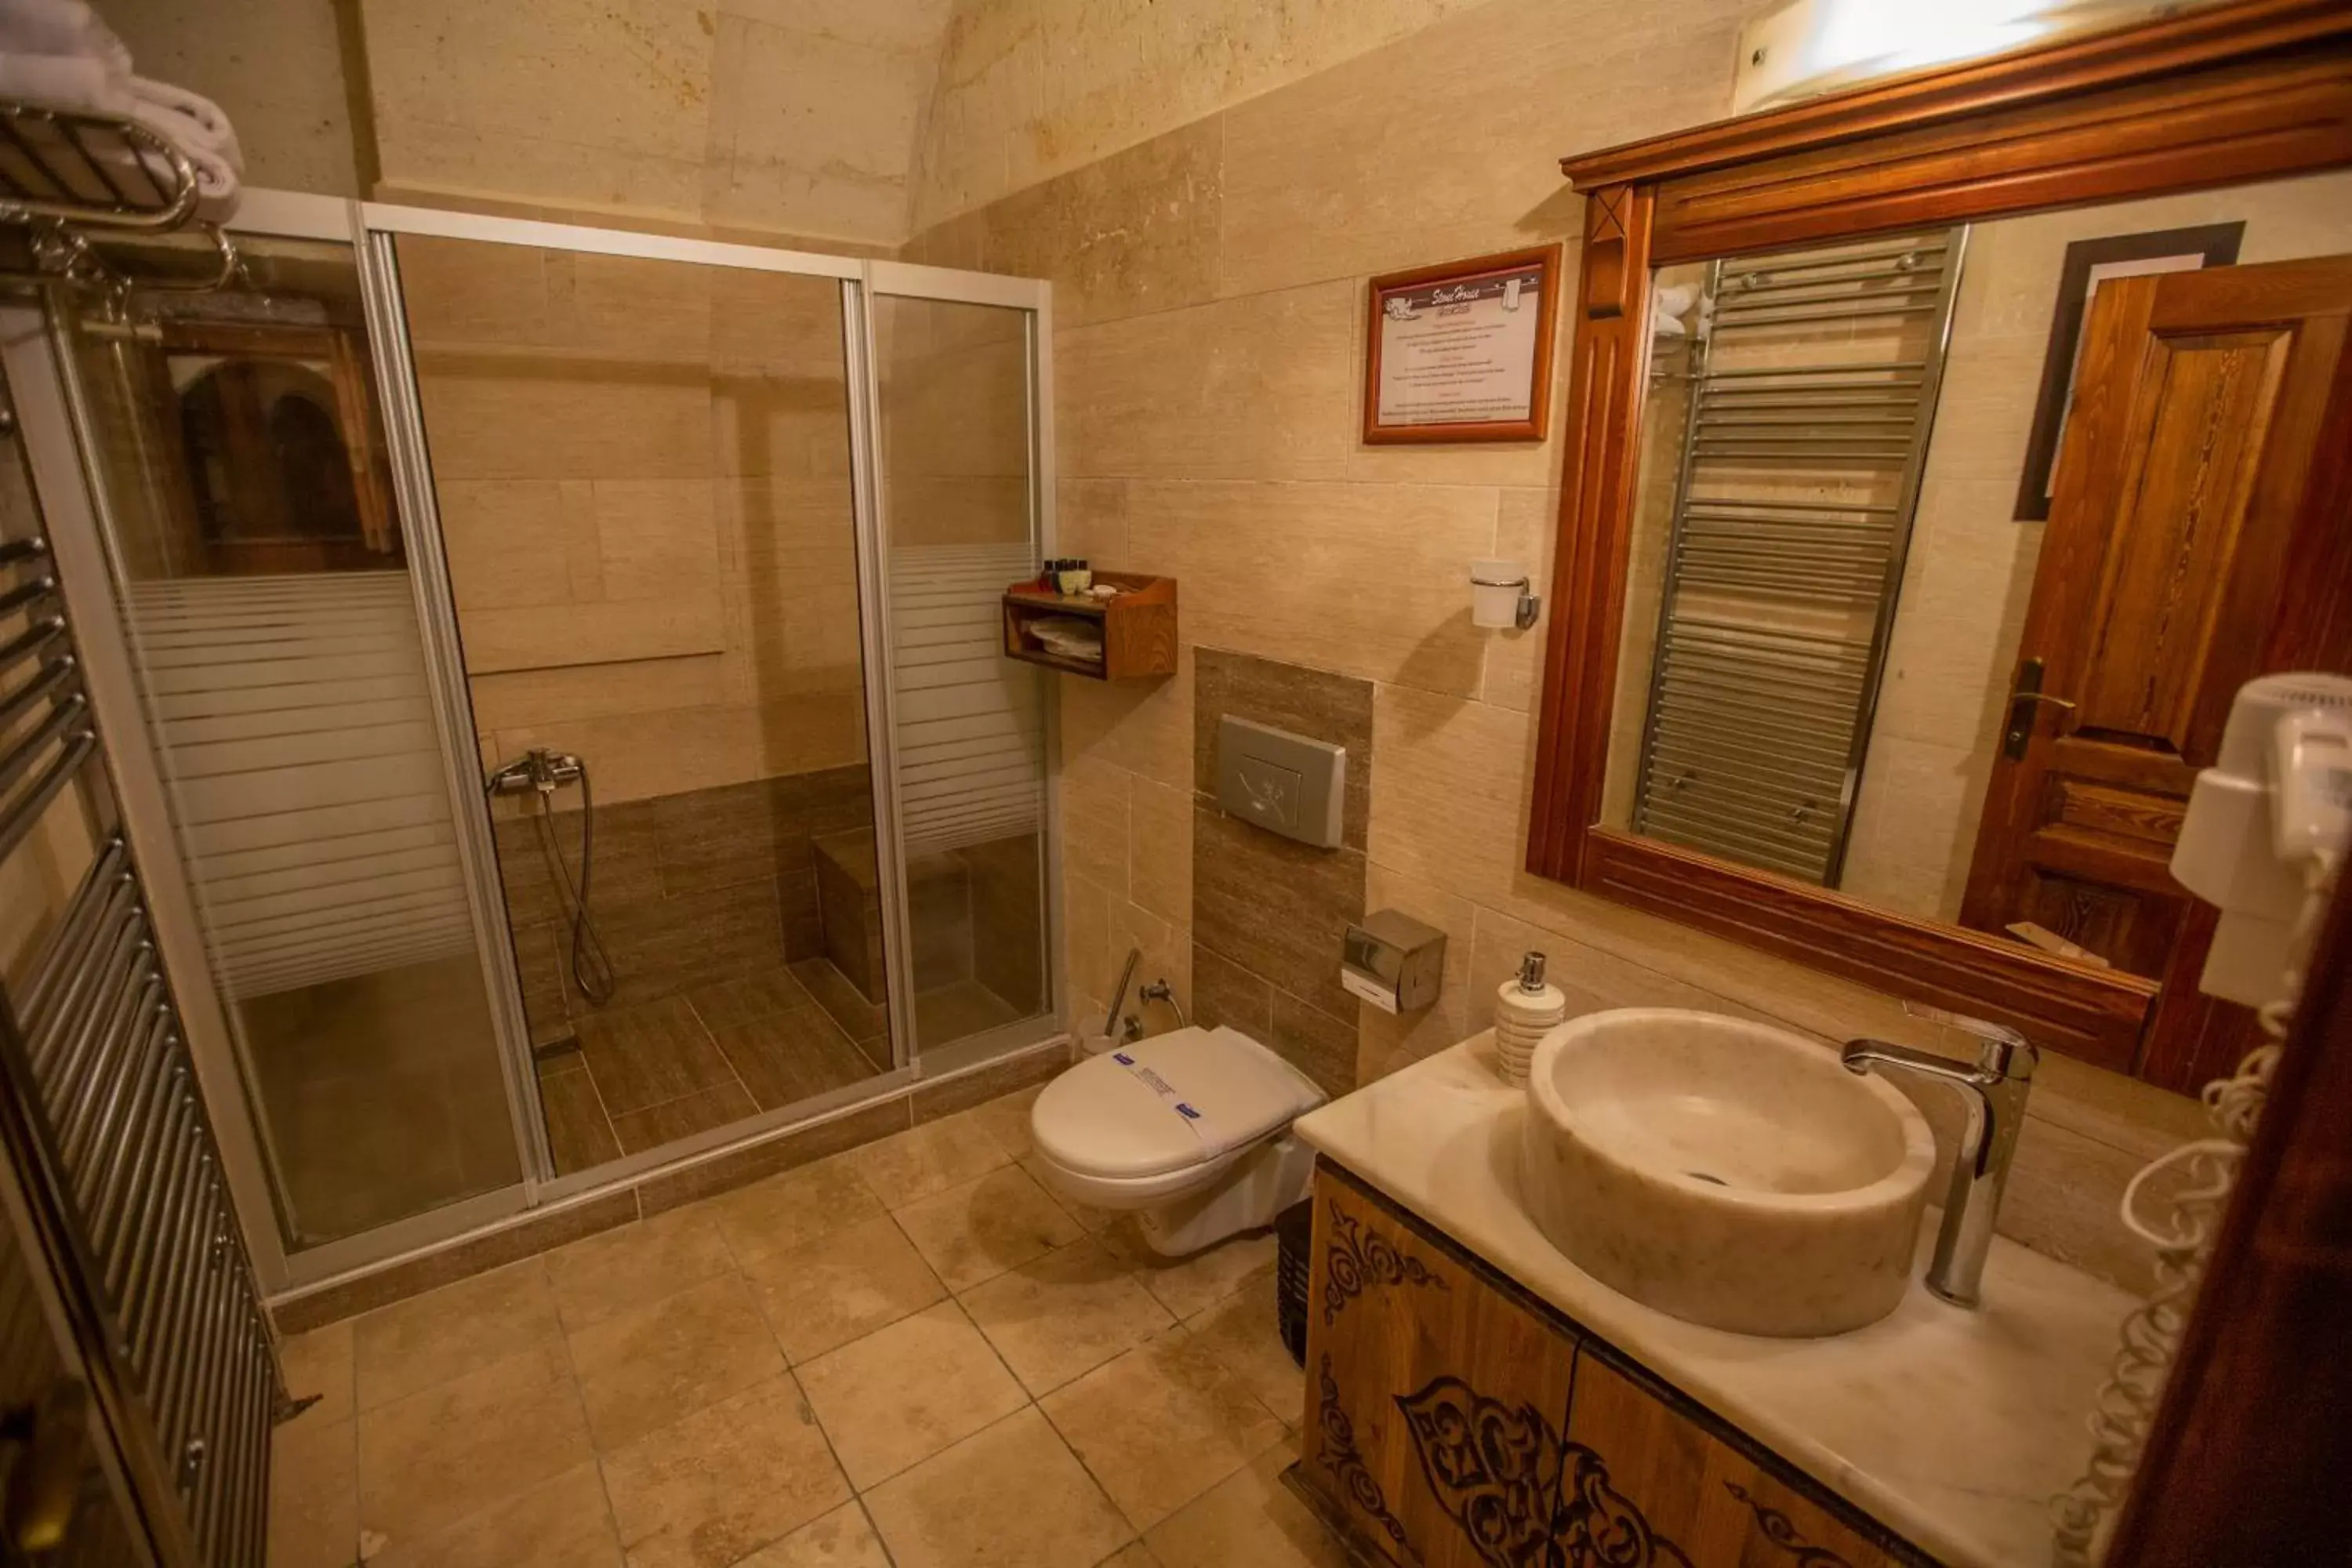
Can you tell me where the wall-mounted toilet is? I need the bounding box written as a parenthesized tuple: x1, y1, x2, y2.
(1028, 1024, 1327, 1256)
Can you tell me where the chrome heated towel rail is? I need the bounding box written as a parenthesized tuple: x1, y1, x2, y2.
(1632, 229, 1966, 884)
(2, 394, 278, 1567)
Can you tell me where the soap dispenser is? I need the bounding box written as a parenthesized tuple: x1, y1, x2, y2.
(1494, 950, 1566, 1087)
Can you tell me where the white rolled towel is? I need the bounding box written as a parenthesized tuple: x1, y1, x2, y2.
(129, 74, 241, 169)
(124, 97, 238, 216)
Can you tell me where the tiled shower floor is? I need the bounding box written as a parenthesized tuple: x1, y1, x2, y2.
(536, 965, 887, 1172)
(267, 1087, 1350, 1567)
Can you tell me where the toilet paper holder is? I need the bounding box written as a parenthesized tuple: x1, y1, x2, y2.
(1341, 909, 1446, 1014)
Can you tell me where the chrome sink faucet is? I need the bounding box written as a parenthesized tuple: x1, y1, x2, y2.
(1841, 1022, 2039, 1308)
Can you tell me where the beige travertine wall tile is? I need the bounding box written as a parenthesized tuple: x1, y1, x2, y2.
(1126, 480, 1495, 695)
(1057, 478, 1131, 564)
(1213, 0, 1747, 299)
(436, 481, 581, 612)
(468, 657, 731, 731)
(1058, 284, 1356, 483)
(1061, 872, 1116, 1033)
(703, 13, 929, 240)
(461, 599, 727, 677)
(414, 368, 715, 483)
(1059, 753, 1132, 898)
(1128, 775, 1192, 927)
(906, 0, 1497, 229)
(978, 118, 1225, 328)
(100, 0, 364, 197)
(593, 480, 723, 604)
(1058, 649, 1193, 793)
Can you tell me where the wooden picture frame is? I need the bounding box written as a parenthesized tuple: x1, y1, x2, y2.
(2013, 222, 2245, 521)
(1523, 0, 2352, 1086)
(1362, 245, 1562, 445)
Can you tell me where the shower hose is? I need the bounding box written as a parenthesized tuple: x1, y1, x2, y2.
(537, 768, 617, 1005)
(485, 764, 617, 1006)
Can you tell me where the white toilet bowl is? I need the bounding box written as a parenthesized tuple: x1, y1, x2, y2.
(1029, 1025, 1326, 1257)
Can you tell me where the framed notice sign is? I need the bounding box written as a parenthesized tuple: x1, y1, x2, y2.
(1363, 244, 1562, 445)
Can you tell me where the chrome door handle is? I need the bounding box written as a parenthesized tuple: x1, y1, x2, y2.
(2002, 658, 2075, 760)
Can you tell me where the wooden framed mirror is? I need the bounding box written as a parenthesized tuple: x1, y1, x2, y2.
(1526, 0, 2352, 1090)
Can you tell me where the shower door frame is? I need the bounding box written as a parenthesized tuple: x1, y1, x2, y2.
(861, 267, 1069, 1073)
(7, 189, 1064, 1298)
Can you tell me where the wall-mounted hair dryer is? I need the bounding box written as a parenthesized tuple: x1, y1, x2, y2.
(2169, 672, 2352, 1009)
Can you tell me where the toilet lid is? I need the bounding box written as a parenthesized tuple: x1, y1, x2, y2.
(1033, 1025, 1326, 1180)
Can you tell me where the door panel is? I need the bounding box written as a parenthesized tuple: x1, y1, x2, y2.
(1962, 256, 2352, 1002)
(2074, 328, 2288, 746)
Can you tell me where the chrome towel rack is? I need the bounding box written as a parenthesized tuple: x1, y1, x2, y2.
(0, 100, 239, 308)
(2, 380, 279, 1566)
(1632, 228, 1967, 884)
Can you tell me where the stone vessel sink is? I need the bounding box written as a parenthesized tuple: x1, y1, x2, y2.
(1520, 1009, 1935, 1337)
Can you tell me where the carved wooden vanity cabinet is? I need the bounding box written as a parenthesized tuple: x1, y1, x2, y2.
(1290, 1165, 1935, 1567)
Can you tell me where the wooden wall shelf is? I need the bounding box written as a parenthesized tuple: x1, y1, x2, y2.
(1001, 571, 1177, 681)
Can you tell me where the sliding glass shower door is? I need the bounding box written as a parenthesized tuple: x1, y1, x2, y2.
(872, 293, 1054, 1055)
(385, 234, 895, 1177)
(25, 234, 525, 1252)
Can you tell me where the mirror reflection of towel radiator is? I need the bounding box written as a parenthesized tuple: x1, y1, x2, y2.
(1631, 228, 1968, 885)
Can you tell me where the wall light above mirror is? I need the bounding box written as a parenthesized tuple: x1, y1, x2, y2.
(1527, 0, 2352, 1091)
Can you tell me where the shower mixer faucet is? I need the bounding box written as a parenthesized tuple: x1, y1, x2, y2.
(487, 747, 585, 796)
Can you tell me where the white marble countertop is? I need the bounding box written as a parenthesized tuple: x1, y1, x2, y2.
(1293, 1033, 2138, 1568)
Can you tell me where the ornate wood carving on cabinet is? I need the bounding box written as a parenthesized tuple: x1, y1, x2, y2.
(1299, 1167, 1578, 1567)
(1293, 1166, 1931, 1568)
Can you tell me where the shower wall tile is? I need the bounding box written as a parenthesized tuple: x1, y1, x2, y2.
(495, 769, 873, 1042)
(467, 657, 731, 732)
(457, 597, 728, 676)
(413, 369, 715, 484)
(406, 238, 869, 811)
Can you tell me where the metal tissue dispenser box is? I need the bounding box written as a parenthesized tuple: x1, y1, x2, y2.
(1341, 909, 1446, 1014)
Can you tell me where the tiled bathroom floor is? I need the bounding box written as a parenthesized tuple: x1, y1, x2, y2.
(536, 966, 887, 1172)
(267, 1087, 1349, 1568)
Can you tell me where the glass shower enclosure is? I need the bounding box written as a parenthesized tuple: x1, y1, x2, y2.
(0, 194, 1061, 1294)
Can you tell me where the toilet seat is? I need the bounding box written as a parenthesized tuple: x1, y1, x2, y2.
(1031, 1025, 1323, 1184)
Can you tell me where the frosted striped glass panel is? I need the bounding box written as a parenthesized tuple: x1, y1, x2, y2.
(891, 543, 1042, 858)
(874, 292, 1051, 1052)
(124, 573, 473, 998)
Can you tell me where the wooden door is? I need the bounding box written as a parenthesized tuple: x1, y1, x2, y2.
(1296, 1168, 1580, 1568)
(1960, 256, 2352, 1000)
